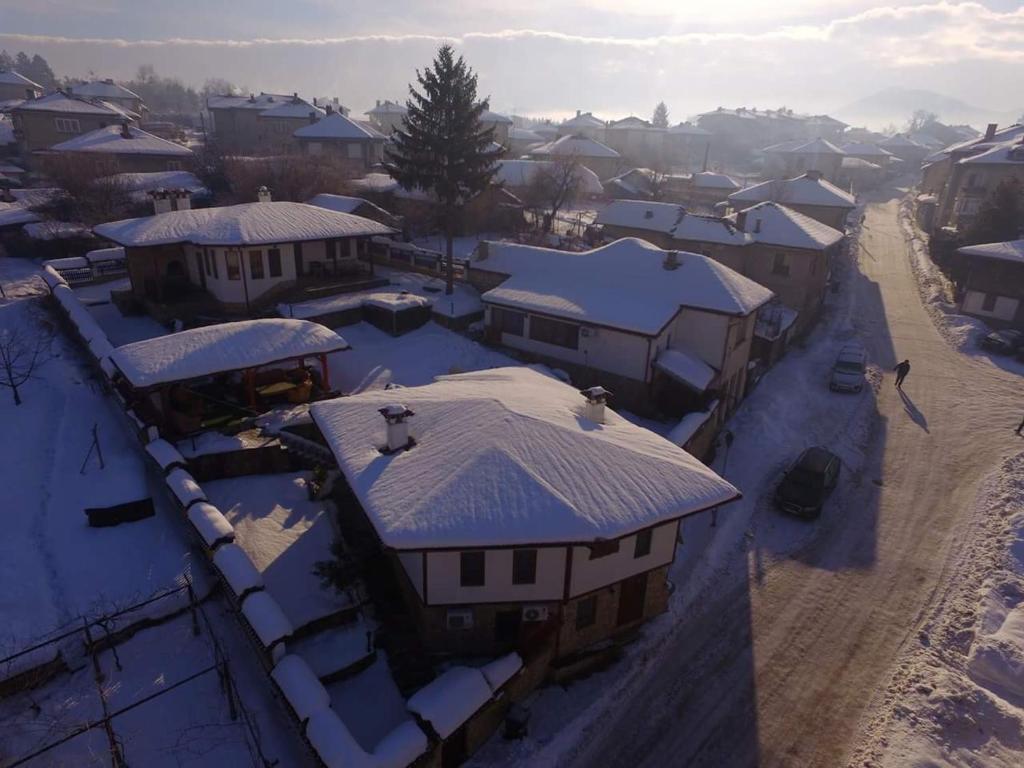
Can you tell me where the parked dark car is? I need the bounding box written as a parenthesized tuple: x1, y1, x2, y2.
(979, 328, 1024, 355)
(775, 447, 841, 518)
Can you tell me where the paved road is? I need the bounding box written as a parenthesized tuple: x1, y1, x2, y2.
(564, 191, 1023, 767)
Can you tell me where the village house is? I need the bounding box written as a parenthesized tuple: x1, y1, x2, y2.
(480, 110, 513, 146)
(695, 107, 847, 163)
(364, 99, 407, 135)
(68, 79, 146, 117)
(308, 366, 741, 659)
(557, 111, 607, 142)
(951, 239, 1024, 330)
(727, 171, 856, 229)
(494, 159, 603, 200)
(681, 171, 742, 210)
(932, 130, 1024, 231)
(507, 126, 545, 156)
(920, 124, 1024, 198)
(666, 122, 712, 171)
(528, 134, 622, 180)
(592, 198, 843, 337)
(838, 140, 895, 170)
(603, 117, 664, 163)
(41, 122, 193, 173)
(467, 237, 773, 421)
(93, 196, 396, 318)
(293, 110, 386, 168)
(0, 69, 42, 103)
(761, 138, 846, 182)
(206, 92, 323, 155)
(836, 156, 886, 192)
(10, 91, 137, 160)
(876, 133, 931, 166)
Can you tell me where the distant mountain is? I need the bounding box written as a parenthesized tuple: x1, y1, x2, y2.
(836, 87, 1020, 130)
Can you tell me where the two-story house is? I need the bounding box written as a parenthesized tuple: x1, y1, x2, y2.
(207, 92, 322, 155)
(68, 79, 146, 117)
(309, 367, 741, 659)
(936, 135, 1024, 231)
(43, 122, 193, 173)
(953, 239, 1024, 329)
(364, 100, 407, 135)
(468, 237, 773, 420)
(761, 138, 846, 182)
(293, 110, 386, 168)
(11, 91, 137, 161)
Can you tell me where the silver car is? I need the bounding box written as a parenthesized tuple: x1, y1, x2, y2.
(830, 344, 867, 393)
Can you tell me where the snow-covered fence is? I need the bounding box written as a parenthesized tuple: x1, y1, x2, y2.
(45, 280, 119, 384)
(186, 502, 236, 551)
(213, 543, 265, 601)
(305, 708, 429, 768)
(43, 247, 127, 286)
(144, 438, 187, 474)
(271, 654, 332, 725)
(240, 591, 293, 666)
(165, 467, 207, 509)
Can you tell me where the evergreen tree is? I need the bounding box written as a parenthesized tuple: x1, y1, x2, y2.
(652, 101, 669, 128)
(28, 54, 57, 89)
(0, 51, 13, 71)
(385, 44, 502, 294)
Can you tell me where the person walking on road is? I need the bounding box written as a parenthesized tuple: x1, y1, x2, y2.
(894, 359, 911, 389)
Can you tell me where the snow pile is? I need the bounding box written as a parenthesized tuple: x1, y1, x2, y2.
(111, 319, 350, 388)
(271, 654, 332, 722)
(213, 542, 264, 598)
(311, 367, 738, 549)
(94, 201, 396, 248)
(165, 467, 207, 508)
(187, 502, 236, 550)
(481, 652, 523, 692)
(476, 238, 773, 335)
(144, 438, 186, 472)
(854, 454, 1024, 767)
(407, 666, 494, 738)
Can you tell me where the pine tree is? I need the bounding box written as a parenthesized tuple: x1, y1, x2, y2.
(0, 51, 13, 72)
(28, 54, 57, 90)
(385, 45, 502, 294)
(652, 101, 669, 129)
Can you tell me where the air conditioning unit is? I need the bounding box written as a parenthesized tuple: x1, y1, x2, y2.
(446, 608, 474, 630)
(521, 605, 550, 623)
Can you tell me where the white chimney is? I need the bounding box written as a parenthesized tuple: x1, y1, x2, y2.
(580, 386, 611, 424)
(379, 404, 415, 452)
(171, 189, 191, 211)
(257, 186, 272, 203)
(150, 189, 172, 215)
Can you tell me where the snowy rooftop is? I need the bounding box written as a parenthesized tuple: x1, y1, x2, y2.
(14, 91, 132, 117)
(560, 111, 606, 129)
(509, 127, 543, 142)
(529, 134, 620, 159)
(671, 211, 750, 246)
(878, 134, 927, 149)
(494, 159, 603, 196)
(655, 348, 717, 392)
(94, 201, 395, 247)
(365, 100, 407, 115)
(260, 99, 324, 119)
(48, 124, 193, 156)
(0, 69, 41, 89)
(957, 239, 1024, 265)
(788, 137, 845, 155)
(841, 157, 882, 170)
(475, 238, 773, 333)
(958, 139, 1024, 166)
(309, 367, 739, 549)
(595, 200, 685, 233)
(0, 203, 41, 228)
(294, 112, 383, 140)
(305, 193, 396, 224)
(207, 92, 294, 110)
(110, 319, 350, 389)
(728, 173, 856, 209)
(101, 170, 207, 195)
(691, 171, 740, 190)
(839, 141, 894, 158)
(736, 202, 845, 250)
(351, 173, 433, 201)
(69, 80, 141, 101)
(668, 122, 711, 136)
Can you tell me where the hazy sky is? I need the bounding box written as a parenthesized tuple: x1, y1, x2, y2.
(0, 1, 1021, 123)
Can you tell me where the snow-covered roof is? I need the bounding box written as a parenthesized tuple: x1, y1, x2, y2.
(671, 211, 750, 246)
(560, 111, 606, 129)
(241, 591, 293, 647)
(841, 157, 881, 170)
(595, 199, 684, 233)
(0, 70, 41, 89)
(69, 80, 141, 101)
(654, 348, 717, 392)
(493, 159, 603, 196)
(406, 667, 493, 738)
(294, 111, 383, 140)
(957, 239, 1024, 264)
(477, 238, 772, 332)
(691, 171, 740, 190)
(259, 98, 324, 119)
(839, 141, 893, 158)
(305, 193, 393, 220)
(110, 319, 350, 389)
(187, 502, 236, 549)
(668, 122, 710, 136)
(48, 124, 193, 157)
(736, 201, 845, 250)
(789, 137, 845, 155)
(23, 221, 92, 240)
(102, 170, 207, 196)
(529, 134, 620, 159)
(958, 140, 1024, 166)
(310, 367, 740, 549)
(607, 116, 654, 130)
(0, 203, 41, 228)
(365, 99, 407, 116)
(95, 201, 395, 247)
(480, 653, 522, 692)
(207, 92, 293, 110)
(728, 173, 856, 209)
(271, 655, 331, 722)
(85, 246, 126, 264)
(509, 126, 543, 142)
(878, 134, 927, 150)
(762, 139, 806, 154)
(14, 91, 129, 116)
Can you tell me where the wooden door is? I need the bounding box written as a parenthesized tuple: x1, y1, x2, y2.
(616, 572, 648, 627)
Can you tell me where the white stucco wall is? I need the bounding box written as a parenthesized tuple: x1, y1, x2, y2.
(568, 521, 678, 598)
(424, 547, 567, 605)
